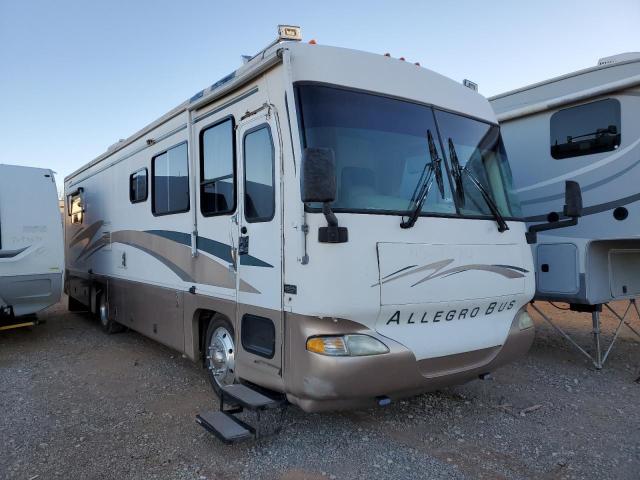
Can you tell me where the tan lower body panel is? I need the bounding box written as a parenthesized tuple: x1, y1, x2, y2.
(67, 272, 533, 413)
(283, 312, 535, 412)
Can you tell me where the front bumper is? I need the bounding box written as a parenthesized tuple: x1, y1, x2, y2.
(284, 311, 535, 412)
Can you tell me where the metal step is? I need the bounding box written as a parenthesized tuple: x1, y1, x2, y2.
(196, 411, 254, 444)
(221, 384, 283, 410)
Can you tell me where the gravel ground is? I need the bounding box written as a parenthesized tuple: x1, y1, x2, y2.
(1, 299, 639, 480)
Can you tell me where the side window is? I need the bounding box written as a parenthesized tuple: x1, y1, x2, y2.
(129, 168, 148, 203)
(200, 118, 235, 216)
(243, 126, 275, 223)
(152, 142, 189, 215)
(550, 98, 621, 160)
(68, 189, 84, 224)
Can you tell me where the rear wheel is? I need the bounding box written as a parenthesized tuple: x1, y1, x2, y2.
(204, 315, 236, 397)
(97, 292, 123, 334)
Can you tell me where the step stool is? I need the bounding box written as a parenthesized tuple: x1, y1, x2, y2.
(196, 383, 287, 444)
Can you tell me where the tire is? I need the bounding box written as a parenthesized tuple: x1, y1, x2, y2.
(204, 315, 237, 397)
(97, 292, 124, 334)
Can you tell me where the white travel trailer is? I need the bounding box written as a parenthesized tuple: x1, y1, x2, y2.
(0, 164, 64, 330)
(490, 53, 640, 368)
(64, 27, 536, 441)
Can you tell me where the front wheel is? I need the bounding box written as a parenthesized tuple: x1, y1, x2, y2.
(204, 315, 236, 397)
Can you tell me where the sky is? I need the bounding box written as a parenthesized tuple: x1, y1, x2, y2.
(1, 0, 638, 191)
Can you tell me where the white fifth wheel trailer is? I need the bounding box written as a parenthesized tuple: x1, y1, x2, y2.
(65, 26, 536, 440)
(490, 53, 640, 369)
(0, 164, 64, 330)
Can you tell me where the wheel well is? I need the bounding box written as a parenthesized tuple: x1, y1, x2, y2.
(197, 310, 216, 363)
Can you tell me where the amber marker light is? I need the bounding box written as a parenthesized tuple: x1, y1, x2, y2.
(306, 335, 389, 356)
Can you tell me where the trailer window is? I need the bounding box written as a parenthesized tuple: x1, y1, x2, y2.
(129, 168, 148, 203)
(550, 99, 621, 159)
(243, 126, 275, 222)
(68, 190, 84, 224)
(200, 118, 235, 216)
(152, 142, 189, 215)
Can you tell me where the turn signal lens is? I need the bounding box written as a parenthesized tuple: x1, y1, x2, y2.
(306, 336, 347, 355)
(306, 335, 389, 356)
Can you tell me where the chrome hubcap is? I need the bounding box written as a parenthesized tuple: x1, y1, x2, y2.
(99, 297, 108, 326)
(207, 326, 235, 388)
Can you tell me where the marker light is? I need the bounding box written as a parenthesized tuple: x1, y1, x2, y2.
(384, 53, 391, 57)
(517, 309, 534, 330)
(278, 25, 302, 42)
(306, 335, 389, 356)
(308, 39, 317, 45)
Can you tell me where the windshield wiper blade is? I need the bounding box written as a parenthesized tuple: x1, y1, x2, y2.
(448, 138, 465, 206)
(448, 140, 509, 233)
(400, 130, 443, 229)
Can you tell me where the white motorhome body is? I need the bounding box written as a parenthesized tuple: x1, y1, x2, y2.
(490, 53, 640, 306)
(0, 164, 64, 322)
(65, 31, 535, 412)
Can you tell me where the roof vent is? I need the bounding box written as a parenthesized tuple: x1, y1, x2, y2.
(597, 52, 640, 66)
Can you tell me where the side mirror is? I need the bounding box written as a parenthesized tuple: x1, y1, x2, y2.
(563, 180, 583, 218)
(526, 180, 583, 244)
(301, 147, 347, 244)
(301, 148, 336, 203)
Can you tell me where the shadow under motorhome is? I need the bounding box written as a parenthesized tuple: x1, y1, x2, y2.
(64, 27, 535, 417)
(0, 164, 64, 328)
(490, 53, 640, 306)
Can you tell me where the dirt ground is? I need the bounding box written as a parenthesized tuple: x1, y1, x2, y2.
(1, 299, 639, 480)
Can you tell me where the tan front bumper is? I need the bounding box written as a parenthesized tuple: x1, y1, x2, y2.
(283, 312, 535, 412)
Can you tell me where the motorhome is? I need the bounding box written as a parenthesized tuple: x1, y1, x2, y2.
(0, 164, 64, 330)
(64, 26, 535, 439)
(490, 53, 640, 367)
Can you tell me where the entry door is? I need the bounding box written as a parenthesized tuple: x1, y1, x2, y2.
(235, 111, 283, 384)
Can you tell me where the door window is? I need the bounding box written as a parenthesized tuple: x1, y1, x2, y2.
(200, 118, 235, 216)
(243, 126, 275, 223)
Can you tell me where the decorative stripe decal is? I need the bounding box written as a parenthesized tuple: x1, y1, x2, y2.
(146, 230, 273, 268)
(70, 223, 264, 292)
(0, 246, 29, 259)
(525, 191, 640, 222)
(373, 260, 528, 288)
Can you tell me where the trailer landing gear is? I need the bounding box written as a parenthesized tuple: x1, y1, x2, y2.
(530, 299, 640, 369)
(196, 383, 287, 443)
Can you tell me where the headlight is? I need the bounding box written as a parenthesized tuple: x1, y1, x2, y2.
(306, 334, 389, 356)
(517, 309, 534, 330)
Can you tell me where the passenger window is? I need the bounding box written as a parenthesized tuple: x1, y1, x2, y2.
(152, 142, 189, 215)
(243, 126, 275, 223)
(200, 118, 235, 216)
(68, 190, 84, 224)
(129, 168, 148, 203)
(550, 99, 621, 159)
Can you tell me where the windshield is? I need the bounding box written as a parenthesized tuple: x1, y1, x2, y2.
(296, 84, 522, 219)
(434, 110, 522, 218)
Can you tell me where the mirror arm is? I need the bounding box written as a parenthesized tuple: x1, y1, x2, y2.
(526, 217, 579, 244)
(318, 202, 348, 244)
(322, 202, 339, 227)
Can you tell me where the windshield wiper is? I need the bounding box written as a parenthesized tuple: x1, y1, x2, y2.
(400, 130, 445, 229)
(448, 138, 509, 233)
(448, 138, 465, 206)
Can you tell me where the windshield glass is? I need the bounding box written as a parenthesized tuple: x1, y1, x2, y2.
(434, 109, 522, 218)
(296, 84, 522, 219)
(296, 84, 456, 215)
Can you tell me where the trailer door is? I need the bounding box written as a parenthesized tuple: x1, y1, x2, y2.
(234, 110, 283, 385)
